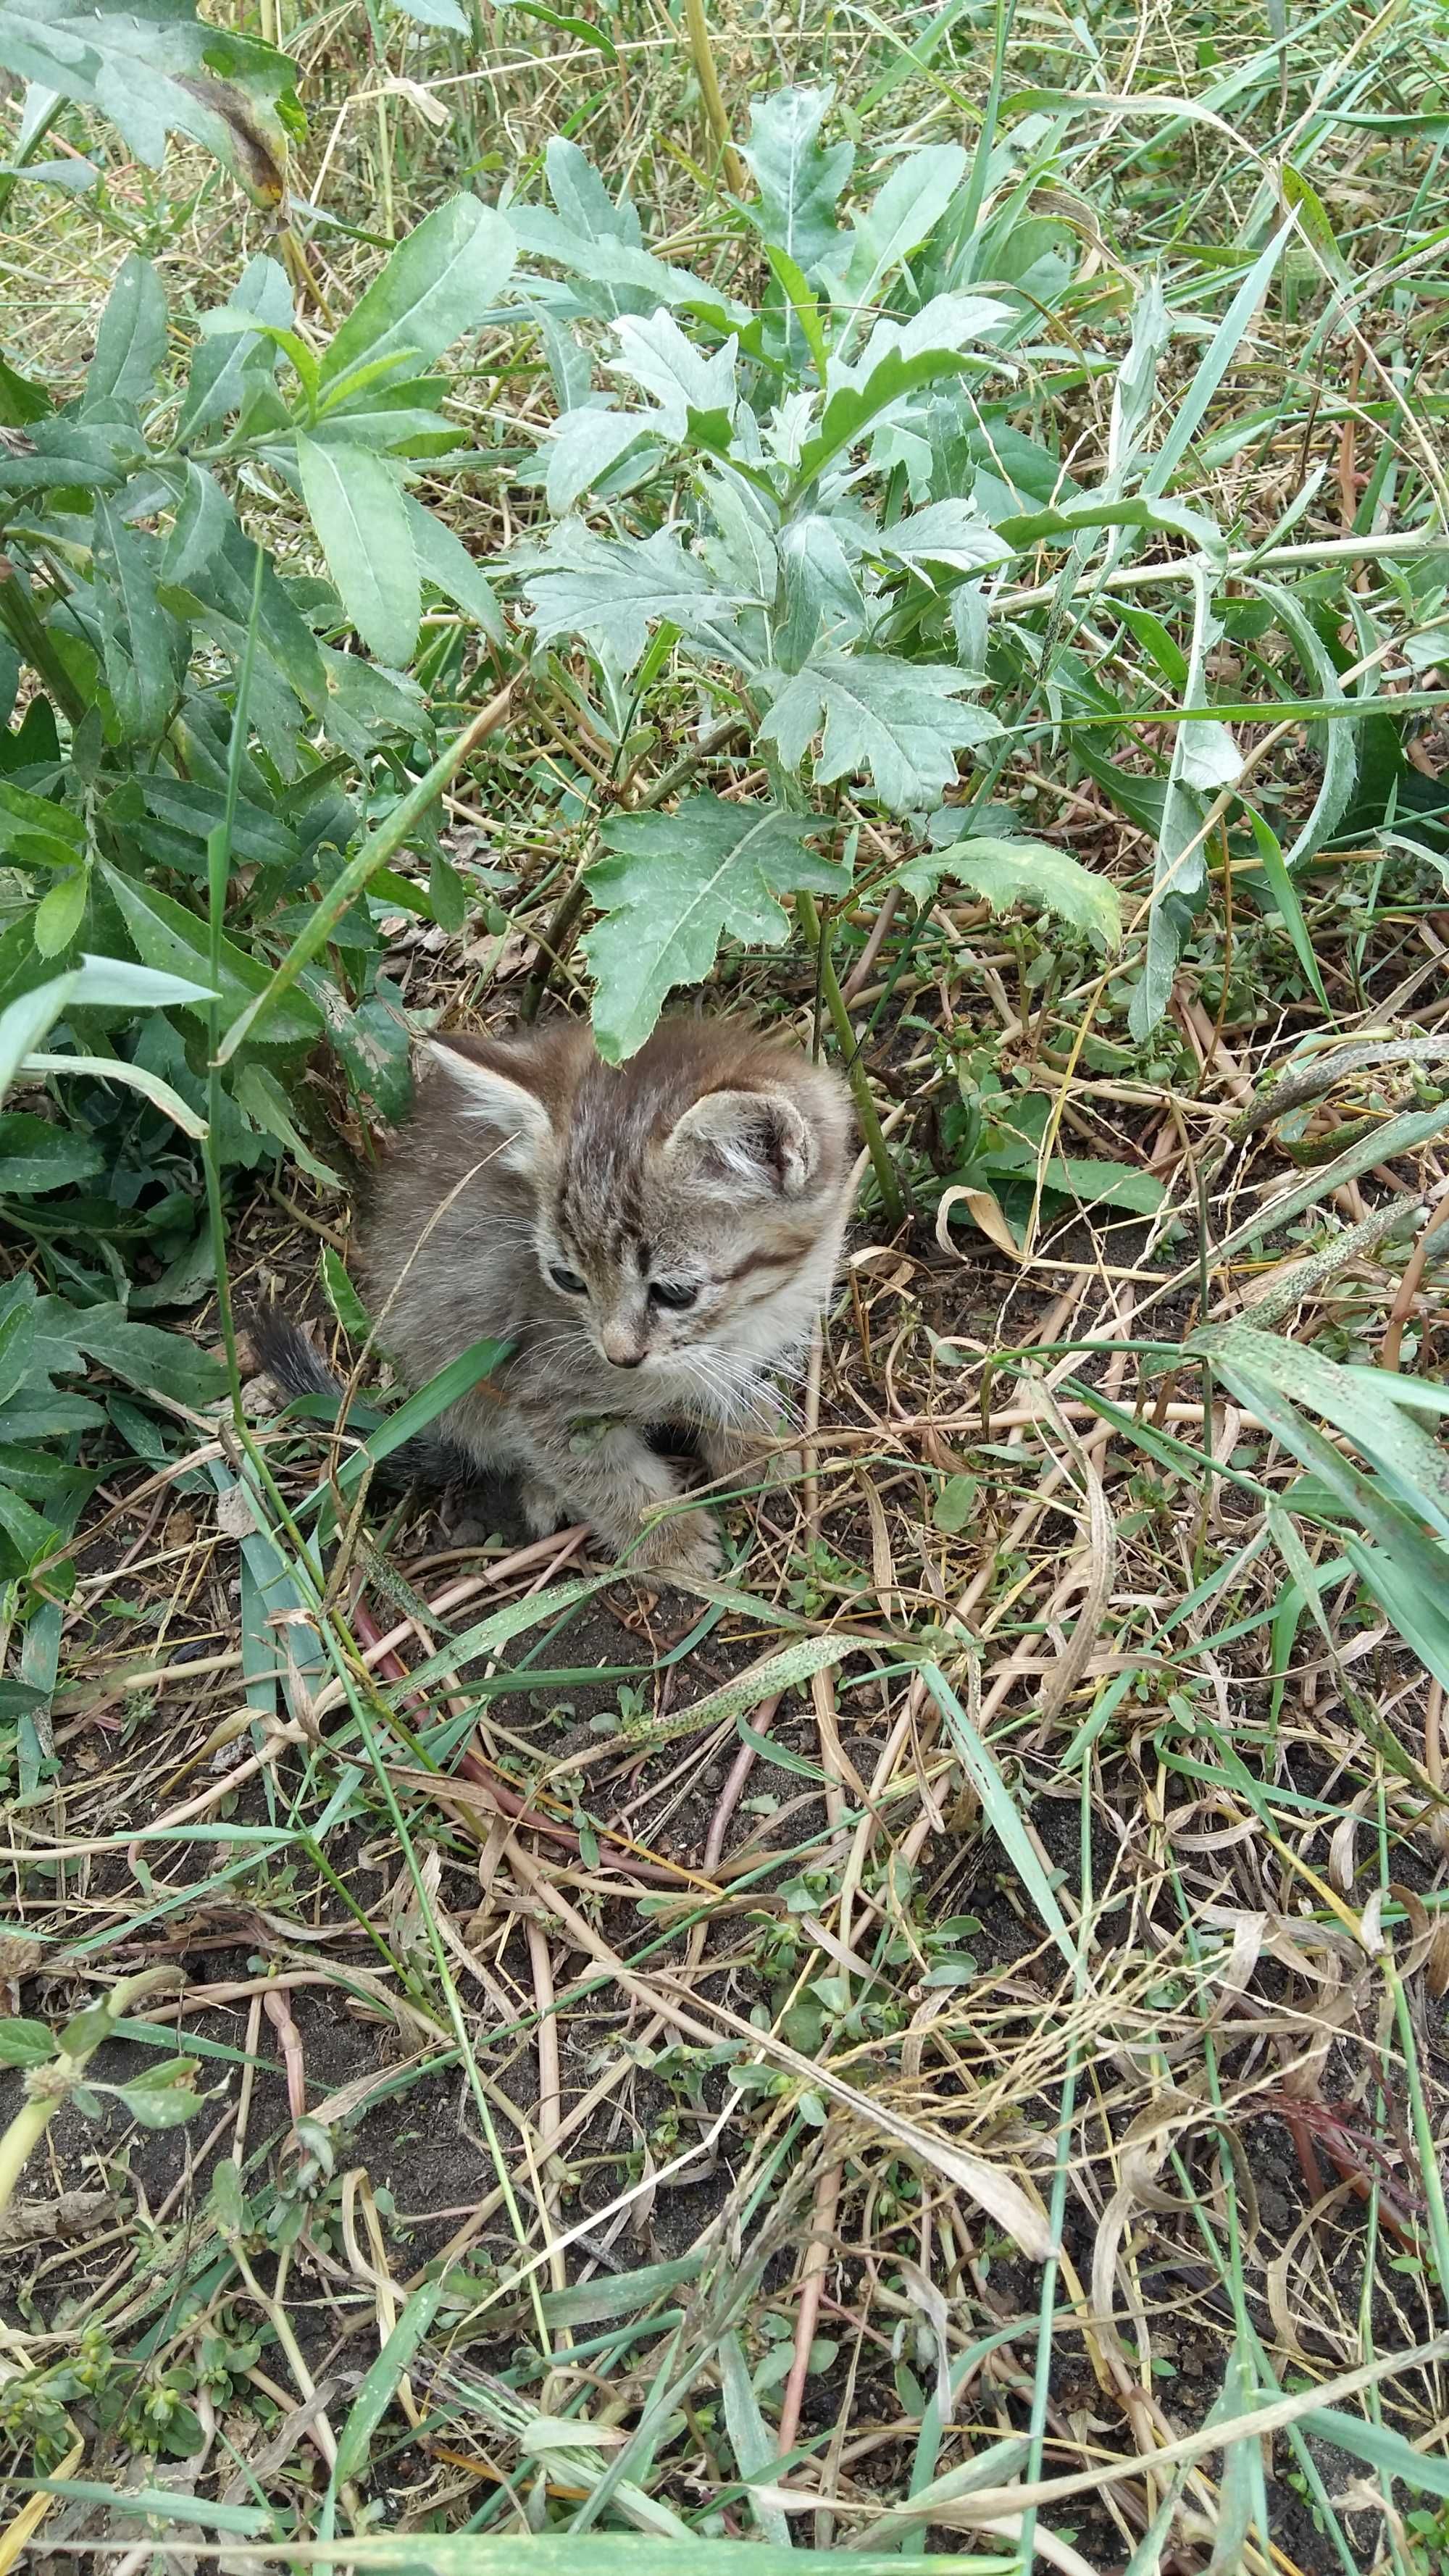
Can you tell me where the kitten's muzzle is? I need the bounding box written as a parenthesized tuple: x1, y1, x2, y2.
(600, 1331, 648, 1369)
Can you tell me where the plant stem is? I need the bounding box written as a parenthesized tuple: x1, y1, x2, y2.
(217, 679, 517, 1063)
(795, 890, 907, 1229)
(682, 0, 746, 195)
(0, 559, 87, 724)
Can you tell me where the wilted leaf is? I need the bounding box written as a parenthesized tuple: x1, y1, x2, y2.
(0, 0, 305, 204)
(582, 794, 848, 1060)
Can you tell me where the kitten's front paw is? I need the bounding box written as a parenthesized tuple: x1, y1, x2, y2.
(627, 1507, 724, 1584)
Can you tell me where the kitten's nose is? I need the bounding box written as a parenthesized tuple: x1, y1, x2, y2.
(601, 1331, 646, 1368)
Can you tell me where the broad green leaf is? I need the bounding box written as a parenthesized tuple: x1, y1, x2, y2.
(403, 495, 504, 641)
(111, 2062, 204, 2130)
(32, 869, 88, 958)
(519, 522, 753, 669)
(322, 1247, 369, 1337)
(318, 193, 515, 390)
(389, 0, 469, 23)
(0, 973, 78, 1100)
(581, 794, 848, 1061)
(1193, 1322, 1449, 1536)
(84, 251, 167, 412)
(876, 501, 1012, 578)
(990, 492, 1225, 559)
(68, 1305, 228, 1409)
(540, 405, 654, 515)
(177, 251, 291, 437)
(0, 777, 84, 870)
(93, 500, 182, 741)
(741, 84, 853, 280)
(0, 2015, 56, 2066)
(608, 307, 737, 438)
(835, 143, 967, 317)
(99, 862, 320, 1047)
(546, 135, 642, 248)
(0, 1108, 104, 1194)
(295, 432, 419, 667)
(775, 513, 867, 668)
(902, 833, 1121, 947)
(0, 0, 304, 202)
(760, 651, 1001, 812)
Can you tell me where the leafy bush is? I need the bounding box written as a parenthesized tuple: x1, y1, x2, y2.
(1, 0, 1448, 1686)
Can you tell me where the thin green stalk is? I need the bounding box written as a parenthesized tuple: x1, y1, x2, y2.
(795, 889, 907, 1229)
(217, 679, 517, 1063)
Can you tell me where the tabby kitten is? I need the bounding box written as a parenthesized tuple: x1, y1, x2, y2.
(348, 1016, 851, 1576)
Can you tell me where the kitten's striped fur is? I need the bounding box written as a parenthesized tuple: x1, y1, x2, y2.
(352, 1015, 853, 1575)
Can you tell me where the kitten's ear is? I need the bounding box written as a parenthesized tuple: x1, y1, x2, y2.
(665, 1087, 816, 1199)
(425, 1040, 554, 1179)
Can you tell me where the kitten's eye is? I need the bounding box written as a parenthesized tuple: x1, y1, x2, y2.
(649, 1280, 698, 1310)
(550, 1265, 588, 1296)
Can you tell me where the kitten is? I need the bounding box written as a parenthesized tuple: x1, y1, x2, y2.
(267, 1017, 852, 1578)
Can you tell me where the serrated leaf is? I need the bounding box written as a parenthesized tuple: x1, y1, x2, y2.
(775, 512, 867, 667)
(794, 330, 1006, 493)
(519, 522, 753, 669)
(760, 652, 1001, 813)
(85, 251, 167, 413)
(837, 143, 967, 312)
(607, 307, 738, 438)
(318, 193, 515, 390)
(403, 495, 503, 641)
(0, 0, 304, 202)
(742, 84, 853, 280)
(295, 432, 419, 667)
(876, 500, 1013, 578)
(582, 795, 847, 1060)
(540, 403, 654, 514)
(901, 833, 1121, 947)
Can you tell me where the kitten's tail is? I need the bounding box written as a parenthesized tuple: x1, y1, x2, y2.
(247, 1298, 461, 1494)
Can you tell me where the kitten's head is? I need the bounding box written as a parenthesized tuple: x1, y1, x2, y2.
(427, 1019, 852, 1382)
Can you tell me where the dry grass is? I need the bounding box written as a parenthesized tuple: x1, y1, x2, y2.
(4, 3, 1449, 2571)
